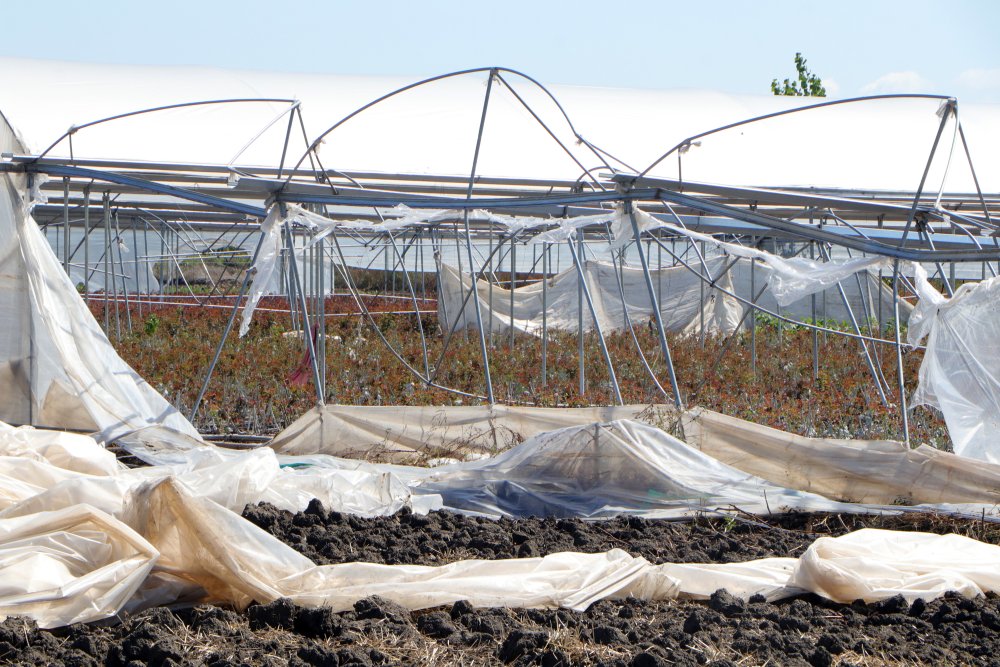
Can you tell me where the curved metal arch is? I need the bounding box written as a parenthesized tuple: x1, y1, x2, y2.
(33, 98, 299, 161)
(639, 94, 956, 178)
(279, 66, 618, 191)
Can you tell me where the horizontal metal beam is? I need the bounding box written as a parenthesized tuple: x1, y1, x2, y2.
(646, 187, 1000, 262)
(618, 173, 994, 225)
(21, 163, 266, 218)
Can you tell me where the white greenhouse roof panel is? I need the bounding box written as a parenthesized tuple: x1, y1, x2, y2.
(0, 57, 997, 192)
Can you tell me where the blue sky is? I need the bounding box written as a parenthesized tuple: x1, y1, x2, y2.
(2, 0, 998, 102)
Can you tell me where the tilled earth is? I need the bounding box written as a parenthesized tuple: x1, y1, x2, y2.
(5, 504, 1000, 666)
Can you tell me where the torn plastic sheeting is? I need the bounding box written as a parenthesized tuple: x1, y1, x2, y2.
(0, 423, 410, 520)
(125, 478, 670, 612)
(10, 476, 1000, 629)
(438, 256, 744, 337)
(0, 136, 201, 440)
(7, 425, 1000, 626)
(0, 504, 157, 628)
(908, 263, 1000, 463)
(237, 202, 618, 336)
(238, 205, 283, 337)
(288, 203, 617, 245)
(0, 458, 98, 512)
(267, 403, 1000, 510)
(651, 218, 892, 306)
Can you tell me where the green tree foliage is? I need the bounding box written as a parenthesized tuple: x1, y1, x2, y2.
(771, 52, 827, 97)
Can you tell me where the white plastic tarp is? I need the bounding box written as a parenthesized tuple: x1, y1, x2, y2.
(271, 403, 1000, 509)
(651, 219, 893, 307)
(400, 420, 857, 518)
(729, 259, 909, 328)
(6, 467, 1000, 628)
(0, 118, 200, 440)
(908, 264, 1000, 462)
(269, 403, 662, 459)
(682, 407, 1000, 507)
(7, 418, 1000, 627)
(438, 256, 744, 337)
(237, 203, 624, 336)
(791, 529, 1000, 603)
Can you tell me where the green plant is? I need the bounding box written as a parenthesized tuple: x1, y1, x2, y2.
(771, 53, 827, 97)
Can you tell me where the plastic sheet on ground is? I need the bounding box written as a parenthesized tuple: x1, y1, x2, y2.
(0, 504, 158, 628)
(681, 407, 1000, 506)
(438, 256, 744, 337)
(0, 421, 121, 476)
(0, 420, 420, 521)
(908, 263, 1000, 463)
(791, 529, 1000, 603)
(270, 403, 1000, 510)
(6, 417, 1000, 626)
(398, 420, 858, 518)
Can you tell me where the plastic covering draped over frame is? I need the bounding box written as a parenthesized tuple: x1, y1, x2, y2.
(238, 202, 622, 336)
(643, 217, 894, 307)
(908, 264, 1000, 462)
(272, 403, 1000, 508)
(438, 257, 744, 337)
(0, 120, 200, 440)
(238, 201, 908, 341)
(269, 404, 661, 458)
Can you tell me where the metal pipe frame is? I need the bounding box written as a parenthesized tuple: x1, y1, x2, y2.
(15, 65, 1000, 439)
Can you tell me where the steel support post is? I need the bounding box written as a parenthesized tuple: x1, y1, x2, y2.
(62, 177, 70, 273)
(83, 186, 90, 302)
(626, 202, 683, 408)
(577, 234, 585, 397)
(284, 221, 324, 405)
(461, 70, 497, 403)
(103, 193, 111, 333)
(509, 238, 516, 349)
(317, 236, 326, 397)
(750, 257, 756, 376)
(541, 243, 548, 386)
(810, 240, 818, 380)
(567, 239, 623, 405)
(891, 100, 954, 446)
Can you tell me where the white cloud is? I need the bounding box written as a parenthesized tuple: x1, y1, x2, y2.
(861, 71, 934, 94)
(822, 78, 841, 96)
(957, 68, 1000, 90)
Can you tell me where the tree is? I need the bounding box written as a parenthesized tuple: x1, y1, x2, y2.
(771, 53, 827, 97)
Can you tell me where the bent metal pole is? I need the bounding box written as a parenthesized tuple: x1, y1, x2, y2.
(461, 69, 497, 403)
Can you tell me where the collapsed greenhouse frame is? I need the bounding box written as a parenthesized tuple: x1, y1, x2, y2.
(4, 67, 998, 450)
(6, 61, 1000, 631)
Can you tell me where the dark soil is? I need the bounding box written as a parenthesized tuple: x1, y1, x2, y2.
(242, 500, 1000, 566)
(6, 506, 1000, 666)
